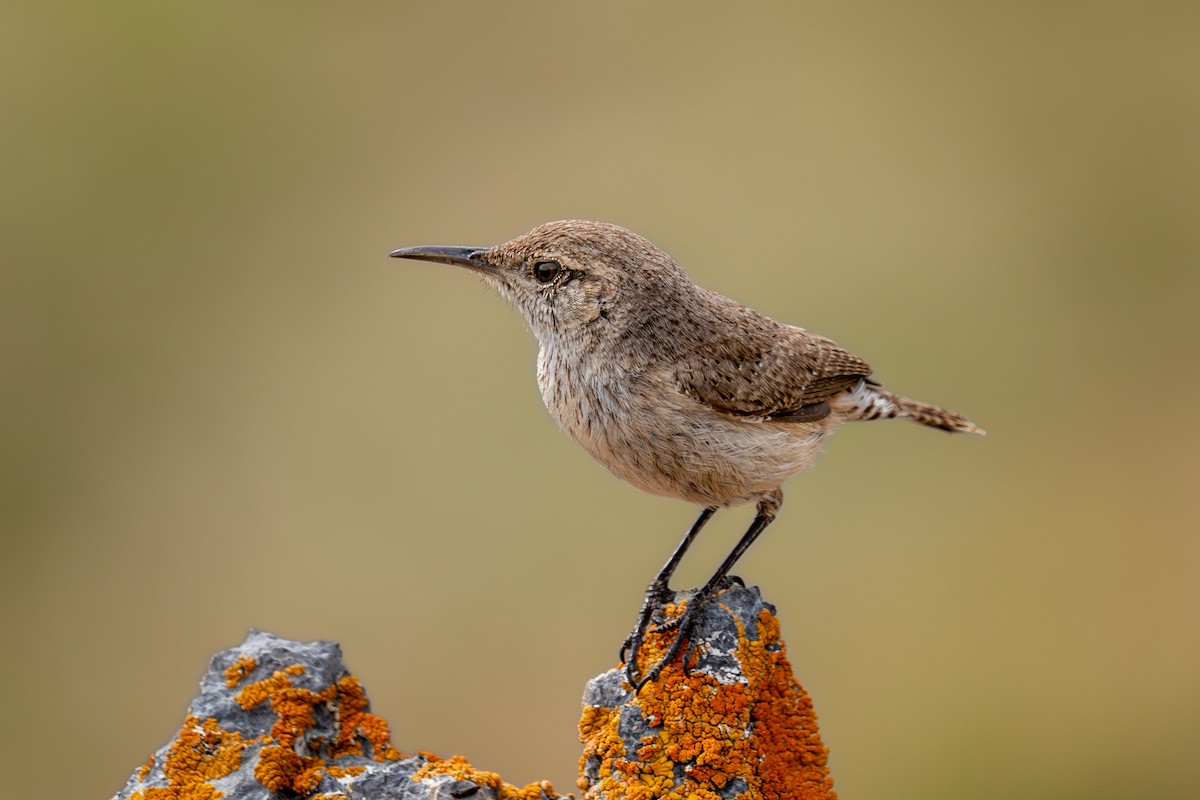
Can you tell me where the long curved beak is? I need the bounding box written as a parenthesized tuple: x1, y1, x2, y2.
(388, 245, 492, 273)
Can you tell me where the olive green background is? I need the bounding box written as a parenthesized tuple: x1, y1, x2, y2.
(3, 3, 1197, 798)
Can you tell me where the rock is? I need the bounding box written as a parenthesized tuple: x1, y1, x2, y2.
(578, 583, 836, 800)
(112, 629, 561, 800)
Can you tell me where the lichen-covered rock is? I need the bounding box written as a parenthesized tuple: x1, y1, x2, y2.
(113, 585, 835, 800)
(579, 583, 836, 800)
(112, 629, 561, 800)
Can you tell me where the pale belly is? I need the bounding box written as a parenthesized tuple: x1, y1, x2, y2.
(536, 350, 830, 508)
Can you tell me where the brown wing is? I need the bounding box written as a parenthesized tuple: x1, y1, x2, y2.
(674, 322, 872, 421)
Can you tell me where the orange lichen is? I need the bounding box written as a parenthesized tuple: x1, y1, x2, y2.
(330, 674, 404, 761)
(223, 656, 257, 688)
(254, 743, 324, 794)
(129, 715, 246, 800)
(412, 753, 559, 800)
(578, 705, 614, 741)
(746, 611, 836, 799)
(249, 742, 367, 795)
(134, 654, 410, 798)
(165, 717, 247, 783)
(578, 600, 836, 800)
(235, 667, 337, 746)
(231, 664, 407, 794)
(136, 754, 154, 782)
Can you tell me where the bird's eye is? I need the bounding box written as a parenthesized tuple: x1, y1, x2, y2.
(533, 260, 561, 283)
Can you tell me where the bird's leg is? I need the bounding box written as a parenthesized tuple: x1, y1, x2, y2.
(698, 507, 777, 597)
(630, 499, 780, 691)
(622, 506, 717, 687)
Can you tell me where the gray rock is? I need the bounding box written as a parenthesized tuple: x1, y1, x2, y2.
(577, 583, 834, 799)
(111, 629, 562, 800)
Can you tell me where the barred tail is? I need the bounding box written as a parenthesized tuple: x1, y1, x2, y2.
(833, 380, 986, 435)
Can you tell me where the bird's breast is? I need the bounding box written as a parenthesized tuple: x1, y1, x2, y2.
(536, 347, 642, 461)
(535, 347, 829, 508)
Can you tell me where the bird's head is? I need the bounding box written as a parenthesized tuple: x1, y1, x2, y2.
(390, 220, 692, 345)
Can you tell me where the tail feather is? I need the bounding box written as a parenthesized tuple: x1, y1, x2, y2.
(833, 380, 986, 435)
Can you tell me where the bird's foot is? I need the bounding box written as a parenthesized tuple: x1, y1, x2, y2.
(621, 576, 747, 691)
(716, 573, 745, 590)
(620, 582, 674, 684)
(625, 595, 707, 692)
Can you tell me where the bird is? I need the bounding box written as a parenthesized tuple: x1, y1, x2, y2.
(389, 220, 984, 689)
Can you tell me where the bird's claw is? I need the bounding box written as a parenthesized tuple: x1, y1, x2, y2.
(619, 581, 673, 669)
(622, 592, 709, 692)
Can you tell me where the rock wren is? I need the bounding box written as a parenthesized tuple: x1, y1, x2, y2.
(390, 220, 984, 688)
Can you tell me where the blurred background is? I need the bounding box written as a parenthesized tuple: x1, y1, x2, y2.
(2, 3, 1198, 798)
